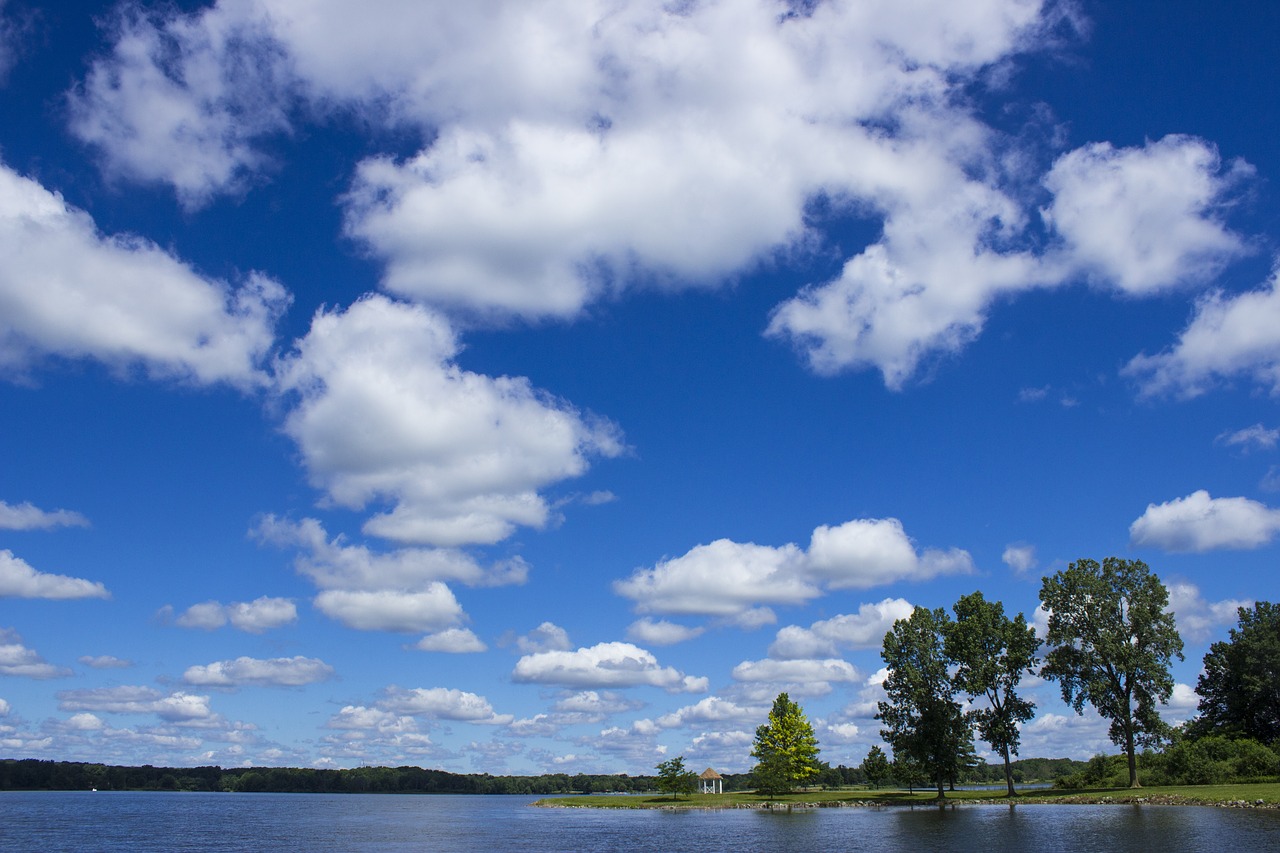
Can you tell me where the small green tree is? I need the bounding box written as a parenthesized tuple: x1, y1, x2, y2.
(878, 606, 972, 799)
(944, 591, 1041, 796)
(654, 755, 698, 800)
(1040, 557, 1184, 788)
(860, 745, 891, 789)
(751, 692, 822, 794)
(1194, 602, 1280, 744)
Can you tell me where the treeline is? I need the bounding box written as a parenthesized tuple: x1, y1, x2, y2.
(0, 761, 665, 795)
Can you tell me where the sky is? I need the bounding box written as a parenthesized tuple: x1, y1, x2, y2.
(1, 0, 1279, 776)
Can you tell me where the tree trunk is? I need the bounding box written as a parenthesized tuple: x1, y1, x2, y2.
(1002, 747, 1015, 797)
(935, 773, 946, 800)
(1125, 723, 1140, 788)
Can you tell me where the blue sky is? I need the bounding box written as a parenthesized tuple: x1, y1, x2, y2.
(1, 0, 1279, 775)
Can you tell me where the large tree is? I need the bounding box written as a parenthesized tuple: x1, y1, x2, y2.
(860, 744, 891, 789)
(654, 755, 698, 799)
(1039, 557, 1184, 788)
(1194, 601, 1280, 744)
(877, 606, 972, 799)
(944, 591, 1041, 796)
(750, 692, 821, 794)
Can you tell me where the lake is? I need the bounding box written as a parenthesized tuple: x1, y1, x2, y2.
(2, 791, 1278, 852)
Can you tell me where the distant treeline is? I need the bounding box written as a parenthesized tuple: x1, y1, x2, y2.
(0, 757, 1082, 795)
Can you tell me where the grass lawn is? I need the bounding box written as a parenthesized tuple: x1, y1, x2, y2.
(534, 782, 1280, 809)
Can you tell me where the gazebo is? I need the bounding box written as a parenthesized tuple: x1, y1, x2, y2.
(698, 768, 723, 794)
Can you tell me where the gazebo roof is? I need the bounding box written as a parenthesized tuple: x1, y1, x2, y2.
(699, 768, 722, 779)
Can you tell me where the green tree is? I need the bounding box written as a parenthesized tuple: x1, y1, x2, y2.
(654, 755, 697, 800)
(877, 606, 972, 799)
(944, 591, 1041, 796)
(1194, 602, 1280, 744)
(860, 745, 891, 789)
(750, 692, 822, 794)
(1039, 557, 1184, 788)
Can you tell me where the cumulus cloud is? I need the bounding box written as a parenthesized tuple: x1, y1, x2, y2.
(1002, 543, 1037, 573)
(78, 655, 132, 669)
(655, 696, 760, 730)
(0, 500, 89, 531)
(1130, 490, 1280, 552)
(254, 515, 527, 590)
(381, 687, 513, 725)
(512, 641, 708, 693)
(1165, 580, 1250, 643)
(412, 628, 487, 654)
(313, 586, 465, 633)
(273, 296, 622, 547)
(182, 656, 334, 688)
(0, 163, 288, 386)
(730, 658, 860, 690)
(1125, 269, 1280, 398)
(0, 629, 70, 679)
(515, 622, 572, 654)
(0, 550, 109, 600)
(57, 686, 215, 722)
(615, 518, 969, 623)
(1041, 135, 1249, 294)
(768, 598, 914, 660)
(169, 596, 297, 633)
(625, 619, 705, 646)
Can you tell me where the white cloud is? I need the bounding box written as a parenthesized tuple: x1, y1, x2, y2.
(1041, 135, 1248, 294)
(57, 686, 215, 722)
(313, 586, 464, 633)
(552, 690, 640, 718)
(0, 500, 89, 531)
(254, 515, 526, 590)
(380, 687, 513, 725)
(413, 628, 486, 654)
(1002, 543, 1037, 573)
(1130, 490, 1280, 552)
(325, 705, 418, 734)
(516, 622, 572, 654)
(0, 697, 11, 716)
(614, 539, 811, 625)
(171, 596, 297, 633)
(1125, 269, 1280, 398)
(64, 713, 104, 731)
(182, 656, 334, 688)
(0, 163, 288, 386)
(1218, 424, 1280, 452)
(730, 657, 860, 688)
(625, 618, 705, 646)
(616, 518, 968, 622)
(0, 550, 109, 600)
(1165, 580, 1250, 643)
(273, 296, 622, 547)
(512, 641, 708, 693)
(655, 696, 760, 730)
(79, 655, 132, 669)
(0, 628, 70, 679)
(805, 518, 973, 588)
(768, 598, 914, 660)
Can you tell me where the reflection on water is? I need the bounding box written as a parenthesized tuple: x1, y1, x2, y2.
(0, 791, 1277, 853)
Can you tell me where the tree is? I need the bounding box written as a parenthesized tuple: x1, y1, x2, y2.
(750, 692, 822, 794)
(1194, 601, 1280, 744)
(944, 591, 1041, 796)
(860, 745, 891, 789)
(877, 606, 972, 799)
(1039, 557, 1184, 788)
(654, 755, 697, 800)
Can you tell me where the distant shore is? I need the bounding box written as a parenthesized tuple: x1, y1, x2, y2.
(534, 782, 1280, 810)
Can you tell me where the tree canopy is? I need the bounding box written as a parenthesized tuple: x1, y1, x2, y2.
(1194, 601, 1280, 744)
(860, 745, 891, 789)
(654, 755, 698, 799)
(1039, 557, 1184, 787)
(944, 590, 1040, 796)
(877, 606, 972, 799)
(750, 692, 821, 794)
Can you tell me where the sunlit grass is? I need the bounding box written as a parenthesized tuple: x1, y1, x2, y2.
(534, 782, 1280, 809)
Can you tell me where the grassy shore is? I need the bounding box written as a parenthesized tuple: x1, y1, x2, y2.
(534, 782, 1280, 810)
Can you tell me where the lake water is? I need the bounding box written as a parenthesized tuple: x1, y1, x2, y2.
(2, 791, 1279, 852)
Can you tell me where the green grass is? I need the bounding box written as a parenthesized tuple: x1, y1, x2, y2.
(534, 782, 1280, 810)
